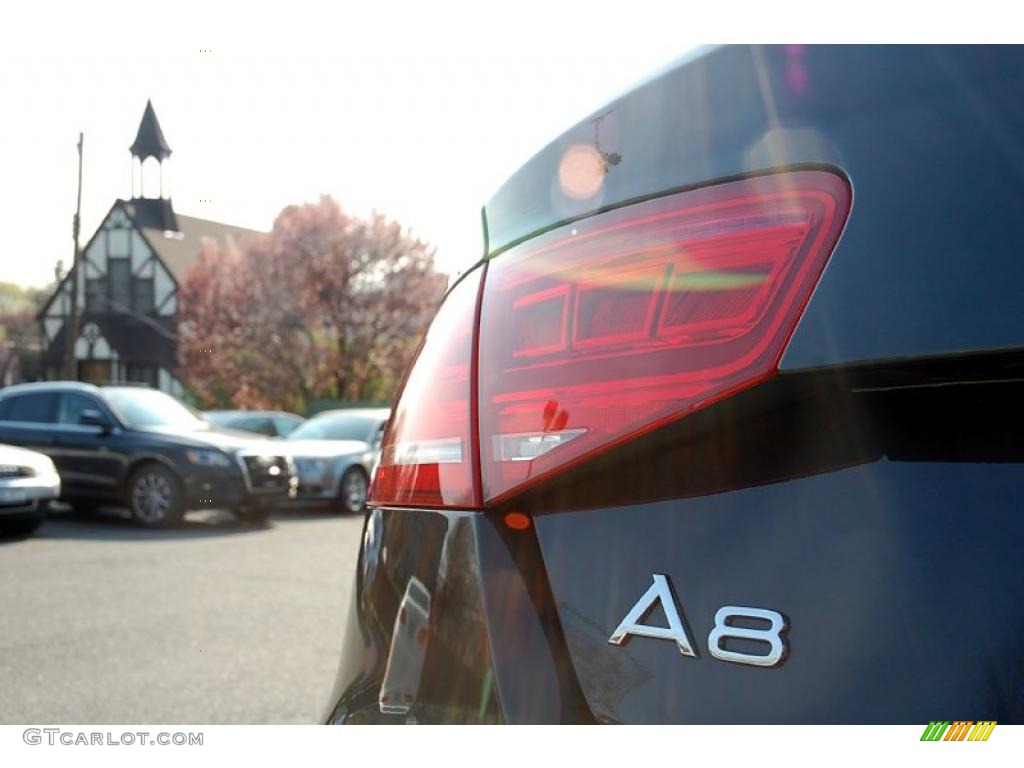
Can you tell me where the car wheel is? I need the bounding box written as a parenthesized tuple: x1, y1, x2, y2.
(127, 464, 185, 528)
(338, 467, 369, 514)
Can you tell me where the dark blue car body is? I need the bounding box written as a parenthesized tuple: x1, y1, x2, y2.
(326, 45, 1024, 724)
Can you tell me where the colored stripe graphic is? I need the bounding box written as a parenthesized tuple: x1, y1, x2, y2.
(944, 721, 972, 741)
(969, 721, 997, 742)
(920, 720, 996, 741)
(921, 722, 949, 741)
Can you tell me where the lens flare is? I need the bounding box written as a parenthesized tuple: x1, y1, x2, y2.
(558, 144, 605, 200)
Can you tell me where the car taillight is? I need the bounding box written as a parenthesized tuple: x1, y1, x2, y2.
(370, 266, 484, 508)
(477, 170, 851, 503)
(371, 170, 850, 510)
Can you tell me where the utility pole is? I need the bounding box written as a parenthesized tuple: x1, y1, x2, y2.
(64, 132, 83, 380)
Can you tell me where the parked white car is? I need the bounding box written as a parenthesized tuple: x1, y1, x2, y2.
(0, 443, 61, 536)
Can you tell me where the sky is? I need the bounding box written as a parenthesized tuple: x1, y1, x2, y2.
(0, 2, 703, 289)
(1, 1, 1008, 290)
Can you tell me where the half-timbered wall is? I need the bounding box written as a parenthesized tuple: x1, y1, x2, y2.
(41, 202, 182, 394)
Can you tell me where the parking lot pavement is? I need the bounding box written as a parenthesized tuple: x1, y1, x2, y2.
(0, 507, 363, 724)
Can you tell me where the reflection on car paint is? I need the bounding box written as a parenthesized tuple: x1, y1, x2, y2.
(379, 576, 431, 716)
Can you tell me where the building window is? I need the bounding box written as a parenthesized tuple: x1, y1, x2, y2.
(132, 278, 154, 313)
(84, 263, 155, 314)
(108, 258, 131, 312)
(85, 278, 107, 312)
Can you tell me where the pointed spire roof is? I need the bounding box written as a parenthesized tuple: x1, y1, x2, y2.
(129, 99, 172, 161)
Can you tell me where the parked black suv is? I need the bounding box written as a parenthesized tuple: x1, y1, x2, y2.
(0, 382, 295, 527)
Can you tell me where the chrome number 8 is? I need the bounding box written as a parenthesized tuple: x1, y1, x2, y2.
(708, 606, 788, 667)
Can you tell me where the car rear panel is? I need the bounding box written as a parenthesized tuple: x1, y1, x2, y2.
(328, 44, 1024, 723)
(537, 464, 1024, 724)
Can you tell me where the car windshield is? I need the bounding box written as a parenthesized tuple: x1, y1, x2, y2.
(287, 413, 380, 442)
(202, 412, 231, 427)
(104, 388, 207, 430)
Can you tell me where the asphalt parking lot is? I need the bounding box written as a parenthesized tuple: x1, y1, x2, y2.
(0, 507, 363, 724)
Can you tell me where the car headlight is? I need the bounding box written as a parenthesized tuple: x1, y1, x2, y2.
(185, 449, 232, 468)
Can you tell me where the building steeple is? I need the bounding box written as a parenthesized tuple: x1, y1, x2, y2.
(130, 99, 172, 162)
(128, 99, 177, 231)
(130, 99, 174, 202)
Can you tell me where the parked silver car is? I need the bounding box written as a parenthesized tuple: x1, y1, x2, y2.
(279, 408, 389, 513)
(202, 410, 305, 438)
(0, 443, 61, 536)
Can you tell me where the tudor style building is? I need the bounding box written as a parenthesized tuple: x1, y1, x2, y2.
(38, 101, 259, 394)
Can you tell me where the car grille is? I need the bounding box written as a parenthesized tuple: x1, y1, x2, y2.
(239, 455, 290, 493)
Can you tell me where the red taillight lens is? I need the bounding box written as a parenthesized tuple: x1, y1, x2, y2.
(477, 170, 851, 503)
(369, 267, 483, 508)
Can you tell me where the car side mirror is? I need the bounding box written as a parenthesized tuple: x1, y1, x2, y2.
(79, 409, 112, 432)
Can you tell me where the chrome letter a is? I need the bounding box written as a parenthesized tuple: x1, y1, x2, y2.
(608, 573, 696, 657)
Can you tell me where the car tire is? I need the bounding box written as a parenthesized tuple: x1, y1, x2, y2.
(127, 463, 185, 528)
(337, 467, 369, 514)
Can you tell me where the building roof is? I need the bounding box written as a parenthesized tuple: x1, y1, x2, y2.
(129, 100, 172, 162)
(132, 207, 263, 281)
